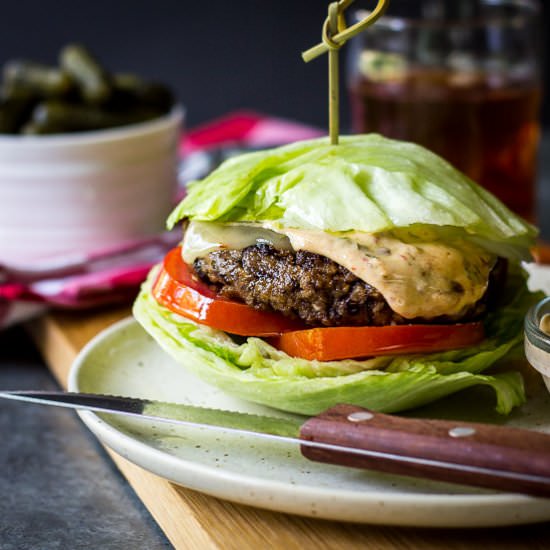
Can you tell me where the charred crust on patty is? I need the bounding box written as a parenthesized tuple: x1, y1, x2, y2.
(193, 243, 506, 328)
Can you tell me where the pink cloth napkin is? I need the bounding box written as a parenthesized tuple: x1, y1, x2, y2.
(0, 111, 323, 329)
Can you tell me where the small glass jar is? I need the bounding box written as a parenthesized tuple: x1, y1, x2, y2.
(525, 297, 550, 391)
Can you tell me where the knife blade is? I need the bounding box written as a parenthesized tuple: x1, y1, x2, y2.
(2, 390, 550, 498)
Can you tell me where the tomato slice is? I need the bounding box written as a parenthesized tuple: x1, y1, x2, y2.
(152, 247, 304, 336)
(153, 247, 485, 359)
(268, 323, 485, 361)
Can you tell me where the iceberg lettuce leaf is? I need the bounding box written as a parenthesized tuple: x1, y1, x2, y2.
(168, 135, 536, 258)
(133, 267, 539, 416)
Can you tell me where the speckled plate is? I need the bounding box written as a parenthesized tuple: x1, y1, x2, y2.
(69, 315, 550, 527)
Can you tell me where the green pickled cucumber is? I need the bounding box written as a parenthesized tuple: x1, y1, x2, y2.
(3, 60, 73, 98)
(59, 44, 112, 104)
(0, 93, 37, 133)
(0, 43, 175, 134)
(112, 73, 174, 111)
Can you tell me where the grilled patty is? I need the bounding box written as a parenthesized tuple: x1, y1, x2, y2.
(195, 244, 399, 326)
(193, 243, 505, 327)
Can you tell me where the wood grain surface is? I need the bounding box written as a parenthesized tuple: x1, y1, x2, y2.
(27, 307, 550, 549)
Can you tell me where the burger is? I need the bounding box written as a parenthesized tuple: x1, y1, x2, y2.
(133, 134, 539, 415)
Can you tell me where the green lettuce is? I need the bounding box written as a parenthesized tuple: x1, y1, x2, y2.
(141, 135, 540, 416)
(133, 267, 539, 416)
(168, 135, 536, 259)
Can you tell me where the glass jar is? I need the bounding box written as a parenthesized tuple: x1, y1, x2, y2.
(347, 0, 542, 222)
(525, 296, 550, 390)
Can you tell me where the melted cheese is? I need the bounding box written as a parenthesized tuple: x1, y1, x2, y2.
(182, 221, 292, 264)
(182, 221, 495, 320)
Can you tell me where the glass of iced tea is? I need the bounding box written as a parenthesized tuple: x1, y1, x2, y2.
(348, 0, 542, 221)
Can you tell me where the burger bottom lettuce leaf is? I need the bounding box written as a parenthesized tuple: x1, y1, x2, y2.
(133, 266, 541, 416)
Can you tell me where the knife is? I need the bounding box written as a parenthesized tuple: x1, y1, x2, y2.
(2, 390, 550, 497)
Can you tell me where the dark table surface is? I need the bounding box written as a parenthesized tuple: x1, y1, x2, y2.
(0, 138, 549, 549)
(0, 327, 171, 549)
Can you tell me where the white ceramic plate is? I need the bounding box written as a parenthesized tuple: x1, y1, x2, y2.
(69, 316, 550, 528)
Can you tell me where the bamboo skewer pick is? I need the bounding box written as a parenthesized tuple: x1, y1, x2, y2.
(327, 3, 341, 145)
(302, 0, 390, 145)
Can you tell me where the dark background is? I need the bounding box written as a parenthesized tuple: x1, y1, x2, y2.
(0, 0, 548, 131)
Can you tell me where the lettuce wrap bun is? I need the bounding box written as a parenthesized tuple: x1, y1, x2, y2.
(134, 134, 540, 415)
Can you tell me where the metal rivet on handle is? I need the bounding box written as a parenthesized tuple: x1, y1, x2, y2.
(347, 411, 374, 422)
(448, 426, 476, 438)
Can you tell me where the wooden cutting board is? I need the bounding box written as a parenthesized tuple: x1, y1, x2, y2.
(27, 307, 550, 549)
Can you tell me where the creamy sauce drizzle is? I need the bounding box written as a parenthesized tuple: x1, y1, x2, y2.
(182, 221, 495, 320)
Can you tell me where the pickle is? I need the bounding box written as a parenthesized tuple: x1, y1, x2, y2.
(59, 44, 112, 104)
(112, 72, 144, 90)
(0, 43, 176, 134)
(21, 120, 66, 135)
(0, 93, 37, 133)
(31, 100, 161, 132)
(118, 106, 166, 124)
(3, 60, 73, 98)
(32, 101, 123, 131)
(112, 73, 174, 112)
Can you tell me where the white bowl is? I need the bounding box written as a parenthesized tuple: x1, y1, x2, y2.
(0, 107, 184, 265)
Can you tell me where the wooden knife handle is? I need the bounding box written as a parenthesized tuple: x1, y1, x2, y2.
(299, 404, 550, 496)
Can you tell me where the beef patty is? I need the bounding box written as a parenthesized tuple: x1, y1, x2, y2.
(193, 243, 505, 327)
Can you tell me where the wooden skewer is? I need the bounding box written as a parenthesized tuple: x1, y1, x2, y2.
(302, 0, 390, 145)
(302, 0, 389, 63)
(327, 3, 340, 144)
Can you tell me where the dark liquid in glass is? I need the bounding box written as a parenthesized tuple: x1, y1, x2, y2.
(350, 72, 541, 221)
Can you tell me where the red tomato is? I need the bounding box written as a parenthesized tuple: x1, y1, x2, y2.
(153, 247, 485, 359)
(268, 323, 485, 361)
